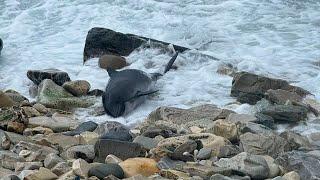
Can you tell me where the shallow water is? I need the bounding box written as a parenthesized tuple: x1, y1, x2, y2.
(0, 0, 320, 131)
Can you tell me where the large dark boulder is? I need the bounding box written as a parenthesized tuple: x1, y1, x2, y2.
(276, 151, 320, 180)
(27, 69, 71, 86)
(231, 72, 310, 104)
(83, 27, 189, 63)
(260, 104, 308, 122)
(94, 139, 146, 162)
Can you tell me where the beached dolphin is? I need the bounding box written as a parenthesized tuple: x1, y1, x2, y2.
(102, 52, 179, 118)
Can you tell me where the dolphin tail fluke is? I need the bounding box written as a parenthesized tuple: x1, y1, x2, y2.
(164, 52, 179, 74)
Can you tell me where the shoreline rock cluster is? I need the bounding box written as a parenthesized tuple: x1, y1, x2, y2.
(1, 28, 320, 179)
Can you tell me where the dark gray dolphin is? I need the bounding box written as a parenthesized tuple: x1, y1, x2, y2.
(102, 52, 179, 118)
(0, 38, 3, 54)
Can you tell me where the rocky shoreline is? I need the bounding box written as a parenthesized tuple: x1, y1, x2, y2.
(1, 28, 320, 180)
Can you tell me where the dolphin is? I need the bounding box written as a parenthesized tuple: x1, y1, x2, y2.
(102, 52, 179, 118)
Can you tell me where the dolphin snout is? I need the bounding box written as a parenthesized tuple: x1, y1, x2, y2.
(106, 103, 125, 118)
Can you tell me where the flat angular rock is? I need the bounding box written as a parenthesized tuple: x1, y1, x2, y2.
(28, 114, 79, 132)
(147, 104, 231, 125)
(0, 151, 25, 170)
(24, 167, 58, 180)
(276, 151, 320, 180)
(15, 161, 43, 172)
(279, 131, 311, 150)
(265, 89, 303, 105)
(260, 105, 307, 122)
(230, 72, 309, 104)
(27, 68, 71, 86)
(63, 121, 98, 136)
(133, 136, 159, 150)
(182, 163, 232, 179)
(72, 158, 90, 178)
(44, 153, 65, 169)
(51, 162, 71, 176)
(239, 132, 290, 158)
(94, 121, 129, 137)
(215, 152, 269, 179)
(45, 133, 83, 150)
(94, 139, 146, 162)
(0, 90, 15, 108)
(61, 145, 95, 162)
(88, 163, 124, 179)
(83, 27, 189, 63)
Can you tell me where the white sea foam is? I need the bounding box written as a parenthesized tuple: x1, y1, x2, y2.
(0, 0, 320, 133)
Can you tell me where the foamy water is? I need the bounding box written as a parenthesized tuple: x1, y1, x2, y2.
(0, 0, 320, 131)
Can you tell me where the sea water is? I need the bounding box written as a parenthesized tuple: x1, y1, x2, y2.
(0, 0, 319, 133)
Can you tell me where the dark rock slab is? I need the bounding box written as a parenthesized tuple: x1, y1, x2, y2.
(63, 121, 98, 136)
(239, 132, 291, 158)
(83, 27, 189, 63)
(254, 113, 275, 129)
(279, 131, 311, 150)
(133, 136, 159, 150)
(218, 145, 241, 158)
(94, 139, 146, 162)
(276, 151, 320, 180)
(88, 163, 124, 179)
(157, 156, 186, 170)
(230, 72, 310, 105)
(27, 69, 71, 86)
(142, 125, 177, 138)
(265, 89, 303, 105)
(260, 105, 308, 122)
(94, 121, 129, 137)
(100, 128, 132, 142)
(169, 141, 197, 162)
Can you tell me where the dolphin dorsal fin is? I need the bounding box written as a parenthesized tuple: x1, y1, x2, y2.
(107, 67, 118, 77)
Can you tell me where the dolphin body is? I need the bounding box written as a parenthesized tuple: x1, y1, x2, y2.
(102, 52, 179, 118)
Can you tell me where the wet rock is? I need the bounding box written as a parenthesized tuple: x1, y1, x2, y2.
(147, 105, 232, 125)
(100, 128, 132, 142)
(94, 139, 146, 162)
(12, 141, 58, 162)
(263, 155, 280, 178)
(79, 131, 99, 145)
(51, 162, 71, 176)
(279, 131, 311, 150)
(4, 90, 28, 104)
(83, 27, 188, 63)
(210, 174, 250, 180)
(21, 107, 41, 118)
(133, 136, 159, 150)
(157, 156, 186, 170)
(62, 80, 91, 97)
(160, 169, 190, 179)
(197, 148, 212, 160)
(94, 121, 129, 137)
(63, 121, 98, 136)
(15, 162, 43, 171)
(237, 122, 273, 135)
(72, 158, 90, 178)
(239, 132, 290, 158)
(28, 113, 79, 132)
(0, 167, 14, 177)
(254, 113, 275, 129)
(23, 127, 53, 136)
(182, 163, 232, 179)
(87, 89, 104, 96)
(44, 153, 65, 169)
(260, 104, 307, 122)
(230, 72, 309, 104)
(212, 119, 238, 142)
(0, 38, 2, 54)
(282, 171, 300, 180)
(88, 163, 124, 179)
(303, 97, 320, 116)
(157, 133, 230, 157)
(27, 69, 71, 86)
(119, 158, 159, 178)
(7, 121, 25, 134)
(266, 89, 303, 105)
(217, 145, 241, 158)
(0, 151, 25, 170)
(276, 151, 320, 180)
(32, 103, 48, 114)
(141, 124, 177, 138)
(105, 154, 122, 164)
(169, 140, 198, 161)
(61, 145, 95, 162)
(37, 79, 94, 110)
(24, 167, 58, 180)
(0, 90, 14, 108)
(215, 152, 269, 179)
(98, 55, 128, 70)
(216, 63, 237, 77)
